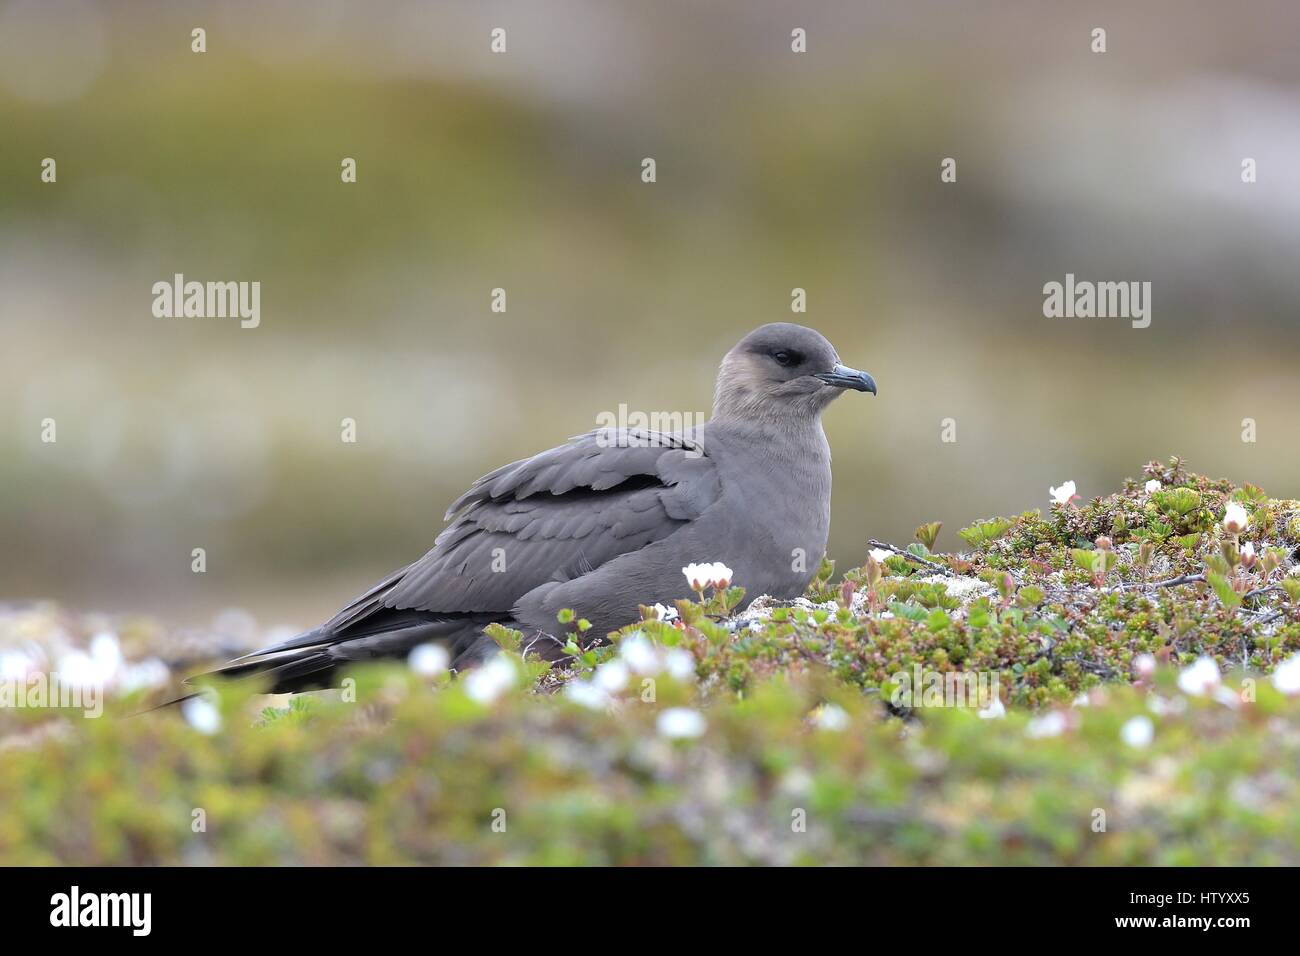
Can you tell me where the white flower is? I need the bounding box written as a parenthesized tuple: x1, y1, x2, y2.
(463, 656, 517, 704)
(814, 703, 850, 731)
(1271, 653, 1300, 695)
(618, 633, 661, 675)
(977, 696, 1006, 719)
(1049, 480, 1077, 506)
(1120, 715, 1155, 748)
(657, 707, 706, 739)
(52, 633, 123, 693)
(1144, 479, 1161, 494)
(593, 659, 629, 692)
(1241, 541, 1255, 561)
(56, 651, 102, 690)
(1147, 694, 1187, 716)
(119, 658, 171, 693)
(1213, 685, 1241, 709)
(0, 650, 35, 681)
(564, 680, 613, 711)
(1133, 653, 1157, 679)
(408, 643, 450, 676)
(681, 561, 733, 590)
(90, 632, 123, 680)
(182, 695, 222, 735)
(869, 548, 891, 564)
(1222, 502, 1250, 534)
(1177, 656, 1221, 696)
(664, 648, 696, 681)
(683, 563, 712, 590)
(1025, 711, 1068, 738)
(650, 603, 678, 622)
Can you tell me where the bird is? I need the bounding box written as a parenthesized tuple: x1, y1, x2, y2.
(200, 323, 875, 693)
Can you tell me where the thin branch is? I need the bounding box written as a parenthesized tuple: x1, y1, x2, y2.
(867, 539, 956, 577)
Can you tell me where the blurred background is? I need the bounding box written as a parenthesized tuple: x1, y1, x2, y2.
(3, 0, 1299, 634)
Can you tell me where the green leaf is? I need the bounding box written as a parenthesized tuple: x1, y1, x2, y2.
(1207, 572, 1241, 610)
(1152, 487, 1201, 517)
(1071, 548, 1099, 573)
(925, 608, 951, 631)
(484, 622, 523, 652)
(959, 518, 1014, 550)
(1017, 585, 1045, 608)
(914, 521, 943, 550)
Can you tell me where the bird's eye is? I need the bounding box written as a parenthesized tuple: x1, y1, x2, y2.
(772, 350, 800, 367)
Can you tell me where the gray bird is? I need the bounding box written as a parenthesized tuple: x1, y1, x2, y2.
(206, 323, 875, 692)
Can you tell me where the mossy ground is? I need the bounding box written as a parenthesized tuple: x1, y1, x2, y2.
(3, 459, 1300, 865)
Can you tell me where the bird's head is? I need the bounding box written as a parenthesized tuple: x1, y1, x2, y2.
(713, 323, 876, 423)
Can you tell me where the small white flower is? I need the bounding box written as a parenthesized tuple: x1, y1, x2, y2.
(90, 632, 123, 681)
(119, 658, 171, 693)
(1177, 656, 1221, 696)
(664, 648, 696, 681)
(657, 707, 706, 739)
(1213, 685, 1241, 709)
(56, 651, 102, 690)
(682, 563, 712, 590)
(564, 680, 613, 710)
(1049, 480, 1077, 506)
(182, 695, 222, 735)
(1144, 479, 1161, 494)
(814, 703, 850, 731)
(681, 561, 733, 590)
(593, 659, 629, 692)
(977, 696, 1006, 719)
(1133, 653, 1157, 679)
(0, 651, 35, 681)
(868, 548, 891, 564)
(1147, 694, 1187, 716)
(408, 643, 450, 676)
(463, 656, 517, 704)
(1222, 502, 1250, 534)
(1241, 541, 1255, 561)
(1271, 653, 1300, 695)
(1120, 715, 1154, 748)
(650, 602, 678, 622)
(1025, 711, 1068, 738)
(618, 633, 661, 675)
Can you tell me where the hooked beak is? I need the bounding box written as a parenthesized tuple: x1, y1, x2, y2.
(815, 363, 877, 395)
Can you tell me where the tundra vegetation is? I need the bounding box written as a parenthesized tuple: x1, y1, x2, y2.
(3, 459, 1299, 865)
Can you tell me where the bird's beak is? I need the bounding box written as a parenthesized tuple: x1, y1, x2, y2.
(815, 363, 877, 395)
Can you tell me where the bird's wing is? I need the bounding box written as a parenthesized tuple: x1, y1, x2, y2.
(251, 429, 719, 652)
(369, 427, 718, 615)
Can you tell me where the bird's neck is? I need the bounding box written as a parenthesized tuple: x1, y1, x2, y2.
(709, 412, 830, 462)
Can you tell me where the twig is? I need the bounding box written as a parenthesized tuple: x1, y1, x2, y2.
(1149, 572, 1206, 589)
(1242, 583, 1283, 603)
(1112, 572, 1204, 594)
(867, 539, 956, 577)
